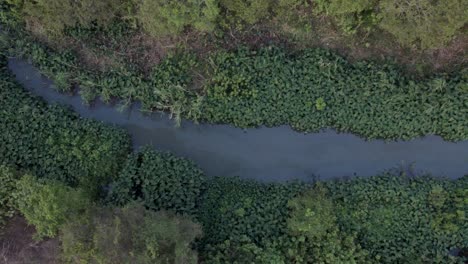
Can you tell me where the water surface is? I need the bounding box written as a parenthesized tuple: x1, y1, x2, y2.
(8, 58, 468, 181)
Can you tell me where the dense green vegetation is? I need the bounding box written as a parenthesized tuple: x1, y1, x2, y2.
(0, 165, 20, 228)
(203, 48, 467, 140)
(3, 37, 467, 140)
(15, 175, 91, 239)
(0, 1, 467, 262)
(0, 57, 131, 192)
(3, 0, 466, 48)
(0, 59, 466, 262)
(107, 148, 206, 215)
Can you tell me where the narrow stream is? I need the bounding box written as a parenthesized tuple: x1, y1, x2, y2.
(8, 58, 468, 181)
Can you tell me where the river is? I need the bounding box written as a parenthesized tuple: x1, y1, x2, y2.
(8, 58, 468, 181)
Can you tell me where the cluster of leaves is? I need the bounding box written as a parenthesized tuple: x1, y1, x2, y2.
(0, 56, 131, 192)
(196, 177, 307, 262)
(202, 47, 468, 141)
(106, 148, 207, 215)
(325, 173, 468, 263)
(15, 175, 91, 239)
(0, 165, 21, 228)
(61, 204, 202, 264)
(283, 184, 370, 263)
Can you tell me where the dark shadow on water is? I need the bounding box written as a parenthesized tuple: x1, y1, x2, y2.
(7, 58, 468, 182)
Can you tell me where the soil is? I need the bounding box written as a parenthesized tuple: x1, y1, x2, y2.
(0, 216, 60, 264)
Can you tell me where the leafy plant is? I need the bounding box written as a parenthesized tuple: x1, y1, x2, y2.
(15, 175, 90, 239)
(106, 148, 206, 215)
(325, 173, 468, 263)
(0, 57, 131, 194)
(0, 165, 21, 228)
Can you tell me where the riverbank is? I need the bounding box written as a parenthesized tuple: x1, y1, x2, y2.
(2, 36, 466, 141)
(7, 58, 468, 180)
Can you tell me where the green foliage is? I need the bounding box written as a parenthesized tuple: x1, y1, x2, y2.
(220, 0, 273, 27)
(204, 236, 285, 264)
(19, 0, 128, 36)
(285, 185, 370, 263)
(197, 177, 307, 261)
(325, 173, 468, 263)
(379, 0, 468, 48)
(135, 0, 219, 37)
(61, 204, 202, 264)
(139, 53, 203, 125)
(15, 175, 90, 239)
(0, 56, 131, 193)
(0, 165, 21, 228)
(106, 148, 206, 215)
(203, 47, 468, 141)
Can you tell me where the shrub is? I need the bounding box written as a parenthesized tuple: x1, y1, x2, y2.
(284, 185, 370, 263)
(138, 53, 202, 125)
(19, 0, 128, 36)
(204, 236, 285, 264)
(197, 177, 307, 260)
(326, 174, 468, 263)
(0, 165, 21, 228)
(61, 204, 202, 264)
(106, 148, 206, 215)
(15, 175, 90, 239)
(0, 57, 131, 193)
(379, 0, 468, 48)
(135, 0, 219, 37)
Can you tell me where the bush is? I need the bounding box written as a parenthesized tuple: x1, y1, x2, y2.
(15, 175, 90, 239)
(18, 0, 128, 36)
(0, 165, 21, 228)
(379, 0, 468, 49)
(197, 177, 307, 260)
(135, 0, 219, 37)
(326, 174, 468, 263)
(61, 204, 202, 264)
(285, 185, 370, 263)
(106, 148, 206, 215)
(0, 57, 131, 192)
(204, 236, 285, 264)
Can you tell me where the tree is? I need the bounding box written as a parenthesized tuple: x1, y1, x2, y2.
(15, 175, 90, 239)
(285, 185, 370, 263)
(19, 0, 128, 35)
(61, 204, 202, 264)
(379, 0, 468, 48)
